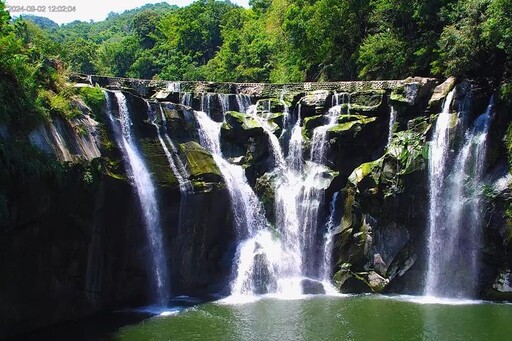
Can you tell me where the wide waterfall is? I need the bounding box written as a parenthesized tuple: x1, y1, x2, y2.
(425, 90, 493, 298)
(202, 95, 344, 297)
(104, 91, 170, 305)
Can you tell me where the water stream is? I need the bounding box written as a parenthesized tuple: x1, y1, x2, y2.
(426, 90, 493, 298)
(104, 91, 170, 305)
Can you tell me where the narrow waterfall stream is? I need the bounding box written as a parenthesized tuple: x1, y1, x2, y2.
(104, 91, 169, 305)
(426, 90, 493, 299)
(387, 105, 397, 148)
(320, 191, 340, 283)
(146, 101, 192, 193)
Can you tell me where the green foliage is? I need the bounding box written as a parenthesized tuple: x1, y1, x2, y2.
(4, 0, 512, 83)
(77, 86, 106, 117)
(204, 8, 273, 81)
(358, 31, 408, 79)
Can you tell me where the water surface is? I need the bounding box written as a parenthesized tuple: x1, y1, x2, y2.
(114, 295, 512, 341)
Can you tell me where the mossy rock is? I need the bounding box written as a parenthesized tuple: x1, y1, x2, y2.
(178, 141, 224, 192)
(390, 82, 420, 105)
(485, 270, 512, 301)
(406, 115, 432, 135)
(386, 243, 417, 281)
(427, 76, 456, 112)
(334, 268, 389, 293)
(333, 263, 353, 289)
(254, 171, 279, 222)
(303, 114, 325, 133)
(348, 157, 384, 189)
(256, 98, 285, 113)
(76, 86, 105, 119)
(223, 111, 265, 136)
(387, 130, 428, 176)
(160, 105, 195, 141)
(327, 116, 377, 140)
(337, 114, 368, 123)
(349, 90, 385, 112)
(268, 112, 286, 131)
(139, 138, 178, 188)
(302, 90, 330, 107)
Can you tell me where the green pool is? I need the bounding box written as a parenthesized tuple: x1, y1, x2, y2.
(112, 295, 512, 341)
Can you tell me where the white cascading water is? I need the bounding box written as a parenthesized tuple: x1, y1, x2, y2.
(236, 94, 252, 113)
(193, 93, 343, 298)
(425, 89, 456, 297)
(246, 104, 286, 168)
(193, 110, 281, 296)
(320, 192, 340, 281)
(201, 93, 213, 116)
(248, 99, 341, 294)
(219, 94, 230, 114)
(387, 105, 397, 148)
(146, 101, 192, 193)
(180, 93, 192, 107)
(104, 91, 169, 305)
(425, 90, 492, 298)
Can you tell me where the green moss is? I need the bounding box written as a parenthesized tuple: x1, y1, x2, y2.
(407, 115, 432, 134)
(390, 86, 407, 103)
(388, 130, 427, 175)
(224, 111, 263, 131)
(37, 89, 81, 120)
(333, 263, 353, 289)
(139, 138, 178, 187)
(348, 158, 383, 186)
(178, 141, 224, 192)
(499, 82, 512, 104)
(350, 90, 385, 110)
(303, 114, 325, 131)
(328, 116, 377, 134)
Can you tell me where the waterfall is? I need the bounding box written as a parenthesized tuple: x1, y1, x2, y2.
(235, 94, 252, 113)
(180, 93, 191, 107)
(146, 101, 192, 193)
(425, 91, 493, 298)
(425, 89, 456, 297)
(193, 94, 342, 297)
(387, 106, 397, 147)
(219, 94, 230, 113)
(246, 105, 285, 168)
(167, 82, 180, 93)
(320, 192, 340, 282)
(193, 110, 278, 295)
(201, 93, 212, 115)
(104, 91, 169, 305)
(310, 102, 343, 163)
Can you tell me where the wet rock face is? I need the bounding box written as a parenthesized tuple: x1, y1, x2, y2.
(0, 166, 149, 337)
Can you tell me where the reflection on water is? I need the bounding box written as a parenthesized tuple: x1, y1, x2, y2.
(114, 296, 512, 341)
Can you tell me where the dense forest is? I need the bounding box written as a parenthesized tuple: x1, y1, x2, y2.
(3, 0, 512, 84)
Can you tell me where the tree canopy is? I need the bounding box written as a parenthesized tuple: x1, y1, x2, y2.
(5, 0, 512, 83)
